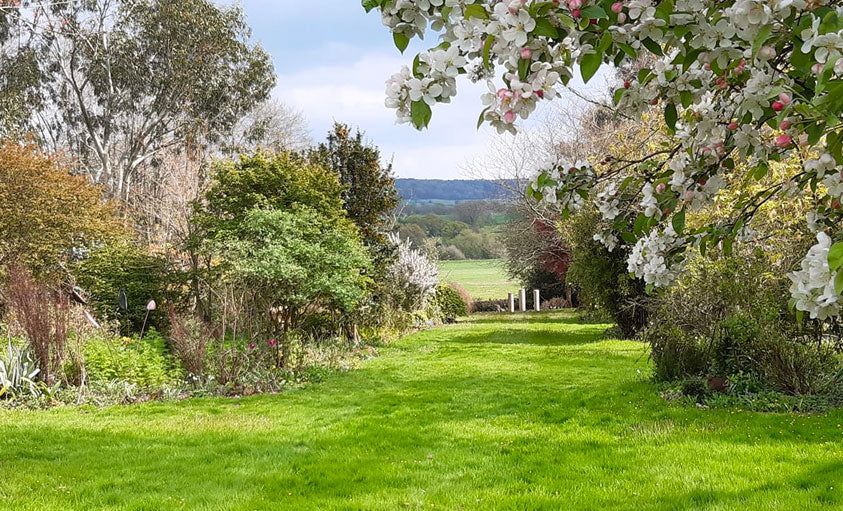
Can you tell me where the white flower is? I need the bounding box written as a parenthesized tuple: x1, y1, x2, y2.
(788, 232, 841, 320)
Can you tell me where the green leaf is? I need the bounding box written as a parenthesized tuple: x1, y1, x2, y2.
(829, 242, 843, 271)
(835, 270, 843, 296)
(411, 100, 432, 129)
(641, 37, 664, 56)
(654, 0, 673, 22)
(557, 13, 576, 30)
(671, 209, 685, 235)
(580, 52, 602, 83)
(477, 107, 490, 130)
(751, 24, 772, 57)
(464, 4, 489, 19)
(598, 31, 613, 53)
(361, 0, 382, 13)
(617, 43, 637, 58)
(518, 57, 530, 80)
(393, 32, 410, 53)
(533, 17, 559, 38)
(633, 214, 648, 235)
(664, 103, 677, 132)
(483, 35, 495, 71)
(613, 87, 626, 105)
(580, 5, 608, 19)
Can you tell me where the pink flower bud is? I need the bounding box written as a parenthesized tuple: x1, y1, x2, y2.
(571, 8, 581, 17)
(758, 46, 776, 60)
(656, 183, 666, 193)
(611, 2, 623, 12)
(503, 110, 516, 123)
(778, 93, 791, 105)
(535, 89, 544, 98)
(771, 101, 784, 112)
(780, 119, 791, 130)
(568, 0, 583, 9)
(497, 88, 513, 100)
(617, 12, 626, 22)
(775, 134, 792, 148)
(520, 48, 533, 60)
(728, 121, 739, 131)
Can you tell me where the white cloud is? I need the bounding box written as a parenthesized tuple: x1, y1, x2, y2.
(274, 48, 612, 179)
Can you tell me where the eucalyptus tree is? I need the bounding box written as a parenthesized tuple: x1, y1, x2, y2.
(0, 0, 275, 204)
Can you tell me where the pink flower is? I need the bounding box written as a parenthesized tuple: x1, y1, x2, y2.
(775, 134, 792, 148)
(611, 2, 623, 12)
(568, 0, 583, 9)
(656, 183, 666, 193)
(268, 339, 278, 347)
(503, 110, 516, 123)
(248, 343, 256, 350)
(778, 93, 791, 105)
(520, 48, 533, 60)
(727, 121, 739, 131)
(771, 101, 784, 112)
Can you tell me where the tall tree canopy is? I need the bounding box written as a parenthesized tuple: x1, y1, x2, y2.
(313, 123, 400, 248)
(0, 0, 275, 203)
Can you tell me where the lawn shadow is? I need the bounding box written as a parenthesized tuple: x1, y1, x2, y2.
(440, 327, 607, 346)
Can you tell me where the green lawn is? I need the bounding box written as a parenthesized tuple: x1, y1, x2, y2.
(1, 312, 842, 510)
(438, 259, 519, 300)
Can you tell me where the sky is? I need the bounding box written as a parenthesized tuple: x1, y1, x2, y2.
(235, 1, 610, 179)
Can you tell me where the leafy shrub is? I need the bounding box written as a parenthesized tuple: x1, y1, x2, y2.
(644, 324, 709, 382)
(758, 341, 839, 395)
(75, 239, 172, 334)
(83, 330, 179, 388)
(559, 208, 647, 338)
(438, 244, 466, 261)
(435, 283, 469, 321)
(711, 314, 762, 378)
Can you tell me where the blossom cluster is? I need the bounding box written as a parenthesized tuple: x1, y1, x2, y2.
(789, 233, 842, 320)
(627, 224, 683, 288)
(369, 0, 843, 319)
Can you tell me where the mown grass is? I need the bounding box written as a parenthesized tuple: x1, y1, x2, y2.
(438, 259, 518, 300)
(1, 312, 842, 510)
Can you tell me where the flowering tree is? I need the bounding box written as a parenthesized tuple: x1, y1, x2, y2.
(386, 232, 440, 311)
(364, 0, 843, 321)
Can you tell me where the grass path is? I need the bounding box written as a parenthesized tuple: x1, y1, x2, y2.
(1, 312, 842, 510)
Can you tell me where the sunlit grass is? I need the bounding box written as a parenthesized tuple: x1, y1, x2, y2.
(437, 259, 518, 300)
(1, 311, 842, 510)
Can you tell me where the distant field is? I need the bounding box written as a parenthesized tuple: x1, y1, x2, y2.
(438, 259, 519, 301)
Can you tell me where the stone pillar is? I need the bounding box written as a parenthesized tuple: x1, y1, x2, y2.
(508, 292, 515, 313)
(519, 289, 527, 312)
(534, 289, 541, 312)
